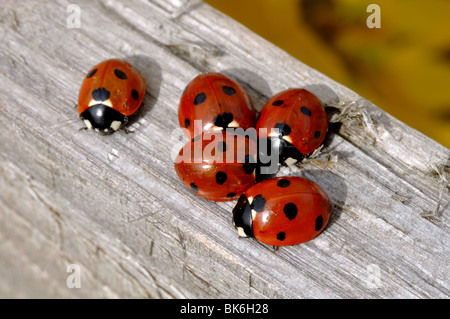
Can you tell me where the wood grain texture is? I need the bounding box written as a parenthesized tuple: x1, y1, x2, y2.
(0, 0, 448, 298)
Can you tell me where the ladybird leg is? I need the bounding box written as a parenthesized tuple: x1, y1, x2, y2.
(252, 238, 280, 251)
(121, 117, 135, 134)
(119, 116, 131, 134)
(122, 127, 134, 135)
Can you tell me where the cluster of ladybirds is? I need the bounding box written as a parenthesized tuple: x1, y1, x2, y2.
(77, 59, 332, 247)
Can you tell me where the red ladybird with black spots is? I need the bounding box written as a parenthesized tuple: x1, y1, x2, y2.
(232, 176, 332, 246)
(179, 73, 256, 138)
(78, 59, 145, 134)
(174, 131, 258, 201)
(256, 88, 328, 166)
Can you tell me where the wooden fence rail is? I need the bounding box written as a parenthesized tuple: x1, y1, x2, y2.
(0, 0, 448, 298)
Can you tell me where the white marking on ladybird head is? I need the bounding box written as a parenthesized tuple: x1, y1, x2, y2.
(251, 209, 257, 221)
(282, 135, 293, 144)
(228, 120, 239, 128)
(204, 123, 214, 131)
(110, 120, 122, 131)
(88, 99, 97, 107)
(247, 196, 254, 205)
(83, 119, 93, 130)
(268, 131, 278, 138)
(211, 125, 223, 131)
(88, 98, 113, 108)
(236, 226, 248, 238)
(284, 157, 298, 166)
(103, 99, 113, 108)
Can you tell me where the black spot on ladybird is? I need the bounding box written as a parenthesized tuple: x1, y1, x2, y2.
(272, 100, 284, 106)
(242, 154, 256, 175)
(131, 89, 139, 101)
(283, 203, 298, 220)
(276, 232, 286, 241)
(301, 106, 311, 117)
(251, 194, 266, 212)
(92, 88, 110, 102)
(222, 86, 236, 96)
(227, 192, 236, 198)
(216, 171, 227, 185)
(184, 118, 190, 128)
(274, 122, 292, 137)
(217, 141, 228, 152)
(277, 179, 291, 188)
(194, 92, 206, 105)
(315, 215, 323, 231)
(114, 69, 127, 80)
(190, 183, 198, 193)
(213, 112, 234, 129)
(242, 164, 254, 175)
(86, 68, 97, 78)
(314, 130, 321, 139)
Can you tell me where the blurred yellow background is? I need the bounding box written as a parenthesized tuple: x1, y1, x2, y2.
(204, 0, 450, 148)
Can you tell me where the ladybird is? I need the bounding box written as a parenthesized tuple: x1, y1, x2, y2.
(232, 176, 332, 246)
(78, 59, 145, 134)
(178, 73, 256, 138)
(256, 89, 328, 166)
(174, 131, 258, 201)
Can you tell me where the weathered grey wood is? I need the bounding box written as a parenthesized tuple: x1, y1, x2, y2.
(0, 0, 448, 298)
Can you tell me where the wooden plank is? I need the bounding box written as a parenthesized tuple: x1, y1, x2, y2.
(0, 0, 448, 298)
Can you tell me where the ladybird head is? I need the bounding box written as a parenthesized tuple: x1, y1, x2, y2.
(258, 137, 305, 168)
(232, 194, 253, 238)
(80, 104, 127, 134)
